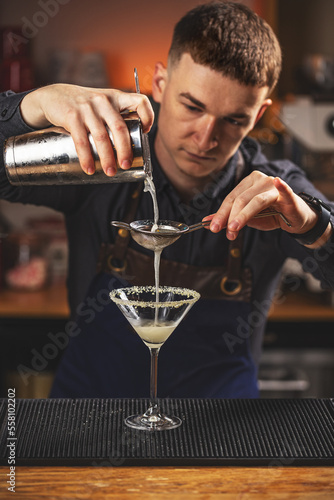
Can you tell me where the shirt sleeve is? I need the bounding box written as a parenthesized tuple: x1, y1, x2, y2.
(278, 174, 334, 291)
(0, 90, 83, 213)
(0, 90, 36, 139)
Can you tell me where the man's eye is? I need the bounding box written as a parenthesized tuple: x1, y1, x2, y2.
(225, 117, 243, 126)
(184, 104, 201, 113)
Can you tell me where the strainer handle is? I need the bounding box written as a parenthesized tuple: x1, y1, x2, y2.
(186, 221, 211, 233)
(111, 221, 131, 230)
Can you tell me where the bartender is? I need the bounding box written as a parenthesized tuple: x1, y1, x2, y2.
(0, 2, 333, 398)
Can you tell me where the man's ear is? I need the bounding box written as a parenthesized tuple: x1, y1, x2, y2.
(152, 62, 168, 103)
(254, 99, 272, 126)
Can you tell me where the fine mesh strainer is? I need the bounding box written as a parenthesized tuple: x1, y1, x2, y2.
(111, 219, 210, 251)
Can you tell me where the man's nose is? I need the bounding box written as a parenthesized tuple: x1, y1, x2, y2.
(193, 117, 218, 151)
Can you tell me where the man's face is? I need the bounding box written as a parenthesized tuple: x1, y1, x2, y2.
(152, 53, 271, 183)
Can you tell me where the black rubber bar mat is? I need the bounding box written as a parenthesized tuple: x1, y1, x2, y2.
(1, 398, 334, 466)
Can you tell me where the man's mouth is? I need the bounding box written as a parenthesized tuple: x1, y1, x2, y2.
(184, 149, 215, 161)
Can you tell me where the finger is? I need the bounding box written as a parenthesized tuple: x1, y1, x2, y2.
(69, 91, 132, 173)
(117, 92, 154, 133)
(90, 124, 118, 176)
(68, 119, 96, 175)
(273, 177, 317, 232)
(227, 192, 283, 241)
(208, 174, 263, 232)
(110, 92, 154, 168)
(209, 186, 269, 234)
(77, 101, 119, 176)
(105, 114, 132, 171)
(226, 173, 281, 228)
(273, 177, 295, 207)
(209, 196, 234, 232)
(59, 96, 114, 176)
(135, 95, 155, 133)
(202, 214, 215, 230)
(226, 177, 297, 235)
(81, 93, 130, 174)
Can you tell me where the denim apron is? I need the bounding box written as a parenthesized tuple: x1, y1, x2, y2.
(51, 156, 258, 399)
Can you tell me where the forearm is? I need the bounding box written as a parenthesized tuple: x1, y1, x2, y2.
(19, 87, 53, 129)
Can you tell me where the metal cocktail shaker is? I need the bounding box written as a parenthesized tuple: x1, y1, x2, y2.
(4, 112, 150, 185)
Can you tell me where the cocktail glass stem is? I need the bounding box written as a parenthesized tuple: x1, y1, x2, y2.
(141, 347, 161, 423)
(150, 347, 160, 403)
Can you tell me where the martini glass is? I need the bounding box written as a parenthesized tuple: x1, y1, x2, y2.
(109, 285, 200, 431)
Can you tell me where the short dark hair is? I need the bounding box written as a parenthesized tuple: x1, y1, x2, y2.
(168, 1, 282, 94)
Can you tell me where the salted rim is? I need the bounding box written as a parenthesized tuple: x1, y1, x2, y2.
(109, 285, 200, 308)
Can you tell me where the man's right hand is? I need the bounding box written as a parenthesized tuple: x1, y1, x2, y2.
(20, 83, 154, 176)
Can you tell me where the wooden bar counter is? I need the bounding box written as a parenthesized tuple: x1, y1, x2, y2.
(0, 465, 334, 499)
(0, 282, 70, 319)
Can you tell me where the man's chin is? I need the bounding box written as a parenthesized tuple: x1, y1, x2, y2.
(178, 160, 223, 179)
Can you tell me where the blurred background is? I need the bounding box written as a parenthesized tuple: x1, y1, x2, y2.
(1, 0, 334, 399)
(0, 0, 265, 92)
(0, 0, 333, 94)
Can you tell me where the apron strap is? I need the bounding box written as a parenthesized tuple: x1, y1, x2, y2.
(221, 151, 247, 296)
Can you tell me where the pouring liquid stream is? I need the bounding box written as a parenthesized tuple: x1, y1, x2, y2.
(144, 176, 160, 322)
(135, 67, 161, 319)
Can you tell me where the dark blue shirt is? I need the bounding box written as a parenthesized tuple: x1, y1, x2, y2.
(1, 90, 334, 364)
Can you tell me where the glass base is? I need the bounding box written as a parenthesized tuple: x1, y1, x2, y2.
(125, 411, 182, 431)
